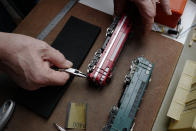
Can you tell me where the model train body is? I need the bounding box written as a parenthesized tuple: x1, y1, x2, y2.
(103, 57, 154, 131)
(87, 15, 132, 86)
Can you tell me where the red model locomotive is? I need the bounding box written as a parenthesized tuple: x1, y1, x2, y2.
(87, 15, 132, 86)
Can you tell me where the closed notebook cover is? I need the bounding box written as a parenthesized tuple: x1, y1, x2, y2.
(15, 16, 101, 118)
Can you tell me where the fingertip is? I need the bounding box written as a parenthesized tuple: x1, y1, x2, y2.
(160, 0, 172, 15)
(50, 71, 70, 86)
(64, 60, 73, 68)
(46, 47, 71, 68)
(167, 9, 172, 15)
(164, 5, 172, 15)
(114, 6, 123, 17)
(143, 22, 153, 34)
(27, 86, 41, 91)
(55, 73, 69, 86)
(63, 72, 70, 82)
(113, 0, 127, 16)
(143, 16, 154, 33)
(57, 72, 70, 85)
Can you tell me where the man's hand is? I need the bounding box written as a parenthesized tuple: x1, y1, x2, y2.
(0, 32, 72, 90)
(114, 0, 172, 33)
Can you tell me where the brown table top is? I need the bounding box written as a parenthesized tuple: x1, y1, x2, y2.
(0, 0, 183, 131)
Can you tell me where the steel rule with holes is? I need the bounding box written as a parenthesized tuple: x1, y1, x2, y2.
(37, 0, 79, 40)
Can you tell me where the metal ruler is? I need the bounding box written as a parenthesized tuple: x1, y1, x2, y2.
(37, 0, 79, 40)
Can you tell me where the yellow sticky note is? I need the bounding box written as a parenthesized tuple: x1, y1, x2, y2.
(66, 102, 87, 129)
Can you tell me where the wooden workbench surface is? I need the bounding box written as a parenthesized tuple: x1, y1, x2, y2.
(0, 0, 183, 130)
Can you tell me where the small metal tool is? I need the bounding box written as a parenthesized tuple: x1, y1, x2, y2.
(54, 123, 66, 131)
(0, 100, 15, 131)
(130, 123, 135, 131)
(58, 68, 87, 78)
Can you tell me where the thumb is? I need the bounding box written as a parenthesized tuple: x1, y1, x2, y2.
(113, 0, 128, 16)
(45, 46, 73, 68)
(134, 0, 156, 33)
(47, 69, 70, 86)
(160, 0, 172, 15)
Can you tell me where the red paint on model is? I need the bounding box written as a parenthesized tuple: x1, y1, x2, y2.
(88, 15, 132, 86)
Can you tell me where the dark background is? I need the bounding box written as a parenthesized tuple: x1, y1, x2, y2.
(0, 0, 39, 32)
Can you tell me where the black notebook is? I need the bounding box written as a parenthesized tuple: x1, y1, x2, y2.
(15, 16, 101, 118)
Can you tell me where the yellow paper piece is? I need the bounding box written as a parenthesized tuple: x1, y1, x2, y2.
(168, 60, 196, 130)
(183, 60, 196, 77)
(186, 89, 196, 104)
(66, 102, 87, 129)
(169, 109, 196, 130)
(167, 60, 196, 120)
